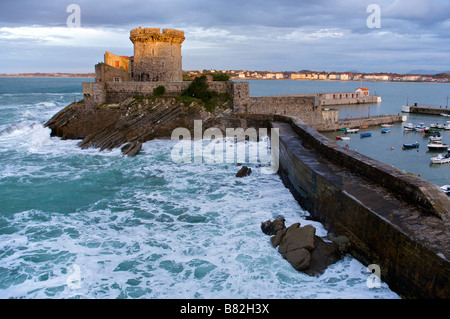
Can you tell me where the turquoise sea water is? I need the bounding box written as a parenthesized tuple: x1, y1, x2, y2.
(0, 77, 408, 299)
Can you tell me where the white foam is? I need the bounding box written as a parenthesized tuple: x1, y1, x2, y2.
(0, 139, 400, 299)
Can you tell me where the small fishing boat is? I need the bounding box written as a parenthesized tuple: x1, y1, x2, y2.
(445, 122, 450, 130)
(381, 124, 392, 127)
(424, 128, 440, 135)
(402, 142, 419, 149)
(345, 128, 359, 133)
(404, 123, 415, 131)
(429, 135, 443, 142)
(440, 184, 450, 195)
(441, 113, 450, 117)
(360, 132, 372, 138)
(415, 124, 429, 132)
(427, 140, 449, 151)
(431, 152, 450, 164)
(381, 128, 391, 133)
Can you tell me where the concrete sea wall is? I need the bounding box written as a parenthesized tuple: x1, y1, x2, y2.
(407, 106, 450, 116)
(271, 115, 449, 299)
(316, 114, 405, 131)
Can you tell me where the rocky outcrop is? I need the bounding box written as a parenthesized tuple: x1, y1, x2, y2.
(261, 218, 349, 276)
(235, 166, 252, 177)
(45, 97, 211, 157)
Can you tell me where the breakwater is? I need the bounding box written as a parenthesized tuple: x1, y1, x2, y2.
(315, 114, 405, 132)
(270, 115, 449, 299)
(402, 105, 450, 116)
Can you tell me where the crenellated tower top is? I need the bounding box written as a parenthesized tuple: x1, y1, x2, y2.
(130, 27, 185, 44)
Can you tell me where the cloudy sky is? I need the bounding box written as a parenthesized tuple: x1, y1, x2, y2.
(1, 0, 450, 74)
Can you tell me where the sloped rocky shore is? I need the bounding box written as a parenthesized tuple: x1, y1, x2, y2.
(45, 97, 225, 156)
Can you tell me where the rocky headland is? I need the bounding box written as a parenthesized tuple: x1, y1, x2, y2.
(45, 96, 246, 156)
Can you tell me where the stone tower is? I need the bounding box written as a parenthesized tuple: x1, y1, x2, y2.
(129, 27, 185, 82)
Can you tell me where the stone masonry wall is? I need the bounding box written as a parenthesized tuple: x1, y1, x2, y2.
(130, 27, 184, 82)
(82, 81, 233, 105)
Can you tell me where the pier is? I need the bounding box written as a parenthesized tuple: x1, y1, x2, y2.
(402, 104, 450, 116)
(315, 114, 405, 132)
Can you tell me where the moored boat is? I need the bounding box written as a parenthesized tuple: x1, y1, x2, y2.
(440, 184, 450, 195)
(404, 123, 415, 131)
(381, 128, 391, 133)
(431, 152, 450, 164)
(345, 128, 359, 133)
(402, 142, 419, 149)
(360, 132, 372, 138)
(427, 140, 449, 151)
(429, 135, 443, 142)
(445, 121, 450, 130)
(336, 136, 351, 140)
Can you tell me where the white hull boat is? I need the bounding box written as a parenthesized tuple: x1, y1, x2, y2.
(431, 153, 450, 164)
(428, 143, 449, 151)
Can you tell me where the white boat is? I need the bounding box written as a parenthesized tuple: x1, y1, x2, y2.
(427, 140, 449, 151)
(415, 123, 428, 132)
(404, 123, 415, 131)
(429, 135, 443, 142)
(345, 128, 359, 133)
(441, 113, 450, 117)
(381, 124, 392, 127)
(437, 124, 445, 129)
(431, 152, 450, 164)
(440, 185, 450, 195)
(445, 122, 450, 130)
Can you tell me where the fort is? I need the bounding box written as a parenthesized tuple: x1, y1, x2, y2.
(46, 27, 449, 299)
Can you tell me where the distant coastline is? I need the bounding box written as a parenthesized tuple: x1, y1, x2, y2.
(0, 73, 95, 78)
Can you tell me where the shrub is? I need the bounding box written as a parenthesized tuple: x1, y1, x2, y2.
(181, 76, 212, 102)
(212, 73, 230, 81)
(153, 85, 166, 96)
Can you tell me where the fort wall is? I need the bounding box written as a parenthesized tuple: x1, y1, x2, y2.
(83, 80, 388, 129)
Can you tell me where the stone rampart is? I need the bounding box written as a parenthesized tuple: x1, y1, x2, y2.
(82, 81, 233, 105)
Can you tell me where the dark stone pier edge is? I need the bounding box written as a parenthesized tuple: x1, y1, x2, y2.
(268, 114, 449, 299)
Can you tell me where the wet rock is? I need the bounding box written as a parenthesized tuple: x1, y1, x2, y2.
(305, 237, 341, 276)
(261, 217, 286, 235)
(277, 224, 316, 257)
(285, 248, 311, 271)
(121, 141, 142, 157)
(236, 166, 252, 177)
(262, 219, 349, 276)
